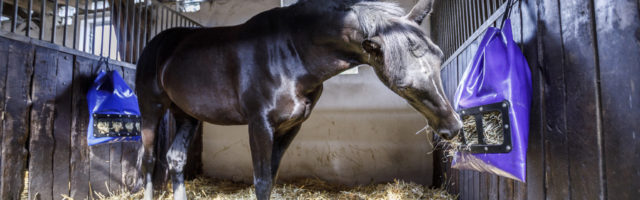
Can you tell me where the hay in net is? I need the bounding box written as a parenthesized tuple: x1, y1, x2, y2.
(462, 115, 478, 145)
(481, 111, 504, 145)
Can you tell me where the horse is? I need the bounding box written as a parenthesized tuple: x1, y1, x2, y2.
(135, 0, 462, 199)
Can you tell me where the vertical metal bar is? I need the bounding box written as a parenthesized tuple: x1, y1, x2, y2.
(11, 0, 18, 32)
(466, 0, 472, 36)
(123, 0, 129, 62)
(0, 0, 3, 32)
(92, 0, 98, 54)
(52, 0, 58, 43)
(63, 0, 69, 46)
(26, 0, 33, 37)
(83, 0, 89, 52)
(154, 4, 159, 35)
(101, 0, 106, 56)
(160, 7, 165, 31)
(135, 0, 141, 62)
(114, 0, 120, 59)
(142, 1, 148, 48)
(108, 0, 114, 59)
(39, 0, 45, 40)
(129, 0, 135, 62)
(73, 0, 80, 49)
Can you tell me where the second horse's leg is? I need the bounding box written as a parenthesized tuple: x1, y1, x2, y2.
(167, 114, 199, 200)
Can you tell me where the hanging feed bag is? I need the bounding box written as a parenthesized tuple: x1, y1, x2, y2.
(87, 70, 142, 146)
(451, 16, 532, 182)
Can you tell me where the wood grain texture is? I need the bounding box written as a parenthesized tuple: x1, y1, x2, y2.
(594, 0, 640, 198)
(122, 68, 143, 191)
(0, 39, 34, 200)
(53, 52, 74, 199)
(89, 62, 112, 198)
(28, 47, 57, 200)
(539, 0, 571, 198)
(69, 56, 93, 200)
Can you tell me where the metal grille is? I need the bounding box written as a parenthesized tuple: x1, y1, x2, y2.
(0, 0, 203, 64)
(431, 0, 508, 60)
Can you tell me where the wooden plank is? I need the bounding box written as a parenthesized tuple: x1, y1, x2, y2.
(594, 0, 640, 199)
(89, 62, 112, 198)
(498, 177, 513, 200)
(0, 37, 9, 187)
(558, 0, 604, 199)
(69, 56, 94, 200)
(538, 0, 571, 198)
(520, 0, 545, 199)
(122, 67, 143, 191)
(27, 47, 57, 200)
(489, 175, 498, 200)
(109, 66, 125, 191)
(53, 52, 73, 199)
(0, 39, 34, 200)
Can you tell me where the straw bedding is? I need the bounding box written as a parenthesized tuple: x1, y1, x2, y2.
(22, 172, 454, 200)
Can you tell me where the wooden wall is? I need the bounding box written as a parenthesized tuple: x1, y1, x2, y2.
(0, 33, 203, 199)
(0, 35, 141, 200)
(434, 0, 640, 199)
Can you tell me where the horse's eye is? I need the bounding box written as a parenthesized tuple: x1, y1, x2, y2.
(409, 41, 427, 57)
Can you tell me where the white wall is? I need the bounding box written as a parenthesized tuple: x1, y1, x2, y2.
(190, 0, 436, 186)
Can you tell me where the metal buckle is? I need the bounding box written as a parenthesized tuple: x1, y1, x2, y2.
(457, 100, 512, 153)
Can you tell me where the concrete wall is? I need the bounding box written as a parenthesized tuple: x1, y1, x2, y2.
(190, 0, 436, 186)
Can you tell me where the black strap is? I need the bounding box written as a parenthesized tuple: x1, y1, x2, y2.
(94, 56, 111, 75)
(500, 0, 515, 29)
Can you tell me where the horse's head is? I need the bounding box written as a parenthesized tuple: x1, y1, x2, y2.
(353, 0, 462, 139)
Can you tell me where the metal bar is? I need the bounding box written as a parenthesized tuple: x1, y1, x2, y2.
(466, 0, 472, 39)
(63, 0, 69, 46)
(93, 0, 98, 54)
(83, 0, 89, 51)
(39, 0, 45, 40)
(0, 0, 3, 33)
(154, 4, 158, 35)
(142, 0, 148, 47)
(52, 0, 58, 43)
(108, 0, 114, 59)
(114, 0, 120, 59)
(11, 0, 18, 32)
(160, 7, 167, 32)
(100, 0, 106, 56)
(135, 0, 141, 62)
(129, 0, 135, 62)
(73, 0, 79, 49)
(26, 0, 33, 37)
(123, 0, 129, 62)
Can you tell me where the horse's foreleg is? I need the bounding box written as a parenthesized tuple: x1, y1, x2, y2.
(271, 125, 302, 180)
(167, 116, 199, 200)
(248, 118, 276, 200)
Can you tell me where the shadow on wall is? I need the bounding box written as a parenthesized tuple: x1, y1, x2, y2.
(203, 67, 435, 186)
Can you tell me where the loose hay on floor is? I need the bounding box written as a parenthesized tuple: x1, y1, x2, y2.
(96, 177, 455, 200)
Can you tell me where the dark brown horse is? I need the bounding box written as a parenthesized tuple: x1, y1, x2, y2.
(135, 0, 462, 199)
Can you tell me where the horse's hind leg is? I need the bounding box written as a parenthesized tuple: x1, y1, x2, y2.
(167, 109, 199, 200)
(139, 95, 170, 200)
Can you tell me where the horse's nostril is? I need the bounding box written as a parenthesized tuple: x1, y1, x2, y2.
(438, 129, 455, 140)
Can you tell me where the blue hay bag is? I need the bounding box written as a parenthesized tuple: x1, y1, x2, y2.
(87, 70, 142, 146)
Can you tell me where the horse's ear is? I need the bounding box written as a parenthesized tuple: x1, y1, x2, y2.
(362, 38, 382, 54)
(406, 0, 435, 25)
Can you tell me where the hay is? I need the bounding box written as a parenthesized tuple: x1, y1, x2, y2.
(481, 111, 504, 145)
(93, 177, 454, 200)
(438, 111, 504, 158)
